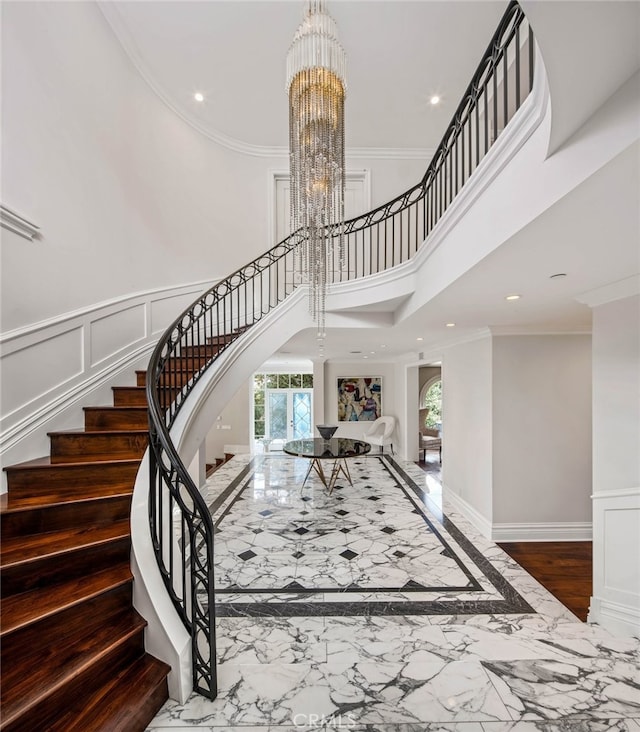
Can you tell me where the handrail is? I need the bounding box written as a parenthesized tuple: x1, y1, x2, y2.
(145, 0, 534, 699)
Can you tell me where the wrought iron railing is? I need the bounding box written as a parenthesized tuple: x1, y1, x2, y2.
(146, 0, 534, 699)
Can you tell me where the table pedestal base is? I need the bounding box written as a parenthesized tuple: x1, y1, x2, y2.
(302, 457, 353, 495)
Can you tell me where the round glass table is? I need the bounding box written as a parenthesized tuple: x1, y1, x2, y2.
(283, 438, 371, 495)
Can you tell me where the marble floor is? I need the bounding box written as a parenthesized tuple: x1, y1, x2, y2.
(148, 453, 640, 731)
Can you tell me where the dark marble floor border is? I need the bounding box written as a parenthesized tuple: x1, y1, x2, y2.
(207, 458, 256, 519)
(207, 454, 534, 617)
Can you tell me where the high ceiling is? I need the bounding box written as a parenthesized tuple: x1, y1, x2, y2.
(100, 1, 506, 152)
(99, 0, 640, 365)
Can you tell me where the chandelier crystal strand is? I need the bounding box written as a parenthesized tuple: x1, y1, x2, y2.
(287, 0, 346, 346)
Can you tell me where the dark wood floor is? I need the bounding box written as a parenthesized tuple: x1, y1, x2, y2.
(498, 541, 592, 621)
(415, 457, 592, 621)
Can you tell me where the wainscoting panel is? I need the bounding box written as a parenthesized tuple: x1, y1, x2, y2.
(1, 326, 84, 418)
(590, 488, 640, 638)
(0, 280, 214, 489)
(90, 303, 146, 367)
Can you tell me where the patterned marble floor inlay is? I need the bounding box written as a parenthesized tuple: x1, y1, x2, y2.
(148, 454, 640, 731)
(202, 455, 532, 617)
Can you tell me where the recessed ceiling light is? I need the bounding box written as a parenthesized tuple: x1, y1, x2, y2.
(416, 337, 424, 341)
(363, 355, 368, 359)
(446, 323, 456, 327)
(381, 344, 386, 348)
(370, 351, 375, 354)
(550, 273, 567, 279)
(505, 294, 521, 301)
(194, 92, 204, 102)
(430, 95, 440, 105)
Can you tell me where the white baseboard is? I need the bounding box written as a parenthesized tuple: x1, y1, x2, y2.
(491, 522, 592, 542)
(588, 596, 640, 640)
(442, 486, 493, 539)
(442, 486, 593, 542)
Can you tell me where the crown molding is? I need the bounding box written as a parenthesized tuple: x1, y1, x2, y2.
(97, 2, 434, 162)
(489, 325, 591, 336)
(0, 204, 40, 241)
(575, 274, 640, 308)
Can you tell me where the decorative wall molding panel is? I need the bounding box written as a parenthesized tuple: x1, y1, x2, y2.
(0, 204, 40, 241)
(589, 487, 640, 638)
(0, 279, 215, 473)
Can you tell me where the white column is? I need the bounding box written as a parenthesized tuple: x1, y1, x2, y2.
(313, 358, 326, 428)
(401, 364, 419, 461)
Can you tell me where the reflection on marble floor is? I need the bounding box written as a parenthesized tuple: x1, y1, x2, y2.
(148, 454, 640, 731)
(202, 455, 531, 616)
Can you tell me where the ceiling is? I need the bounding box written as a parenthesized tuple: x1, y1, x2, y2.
(277, 141, 639, 364)
(100, 0, 506, 151)
(99, 0, 639, 366)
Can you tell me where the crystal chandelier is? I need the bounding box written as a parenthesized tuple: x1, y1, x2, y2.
(287, 0, 346, 352)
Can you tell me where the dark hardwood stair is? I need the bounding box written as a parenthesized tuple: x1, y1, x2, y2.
(1, 520, 132, 595)
(84, 405, 149, 430)
(112, 385, 148, 406)
(1, 607, 149, 732)
(0, 367, 182, 730)
(49, 429, 148, 462)
(1, 564, 133, 637)
(4, 456, 141, 500)
(48, 654, 170, 732)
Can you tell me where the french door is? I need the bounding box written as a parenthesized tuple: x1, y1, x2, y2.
(265, 389, 313, 441)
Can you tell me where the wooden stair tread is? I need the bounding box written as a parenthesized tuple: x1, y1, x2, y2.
(4, 454, 140, 499)
(112, 386, 146, 392)
(54, 654, 170, 732)
(1, 564, 132, 637)
(1, 519, 130, 567)
(48, 429, 148, 436)
(0, 608, 146, 726)
(4, 455, 140, 471)
(2, 489, 132, 513)
(83, 406, 148, 412)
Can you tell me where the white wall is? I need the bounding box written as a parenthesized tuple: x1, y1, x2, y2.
(592, 296, 640, 493)
(205, 381, 251, 462)
(492, 334, 592, 531)
(590, 293, 640, 638)
(1, 1, 426, 334)
(441, 335, 493, 526)
(441, 333, 592, 538)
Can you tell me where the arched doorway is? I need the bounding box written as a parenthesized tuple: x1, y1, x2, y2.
(419, 375, 442, 432)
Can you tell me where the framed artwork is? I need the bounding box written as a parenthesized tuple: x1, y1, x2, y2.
(337, 377, 382, 422)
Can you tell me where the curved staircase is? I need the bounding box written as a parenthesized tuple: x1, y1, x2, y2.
(0, 370, 170, 731)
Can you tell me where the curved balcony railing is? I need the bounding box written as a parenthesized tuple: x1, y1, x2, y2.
(146, 0, 534, 699)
